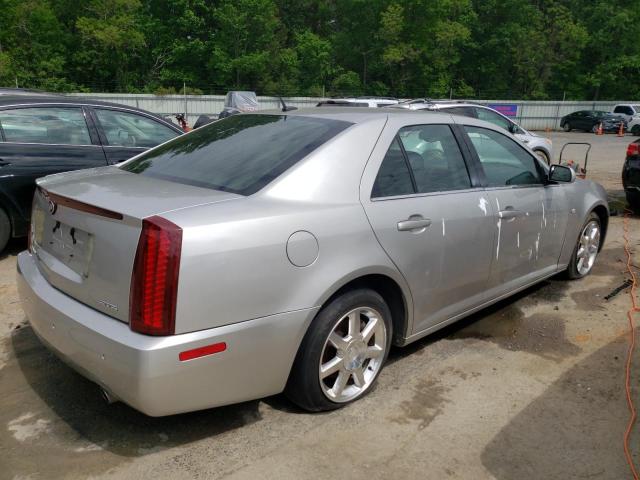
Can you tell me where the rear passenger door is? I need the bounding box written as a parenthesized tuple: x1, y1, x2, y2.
(0, 105, 107, 232)
(90, 107, 180, 164)
(361, 122, 496, 335)
(462, 125, 567, 295)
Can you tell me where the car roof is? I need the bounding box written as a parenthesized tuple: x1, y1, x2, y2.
(0, 95, 179, 127)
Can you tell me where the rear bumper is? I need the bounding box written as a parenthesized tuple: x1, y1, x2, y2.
(17, 251, 317, 416)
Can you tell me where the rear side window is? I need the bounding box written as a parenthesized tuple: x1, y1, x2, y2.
(443, 106, 476, 118)
(398, 125, 471, 193)
(465, 126, 542, 187)
(0, 107, 91, 145)
(122, 114, 351, 195)
(372, 138, 415, 198)
(95, 109, 178, 148)
(474, 107, 511, 131)
(372, 124, 471, 198)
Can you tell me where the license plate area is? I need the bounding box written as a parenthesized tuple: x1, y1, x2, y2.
(34, 204, 93, 278)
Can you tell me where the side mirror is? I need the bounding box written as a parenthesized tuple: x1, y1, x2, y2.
(508, 122, 520, 134)
(549, 164, 576, 183)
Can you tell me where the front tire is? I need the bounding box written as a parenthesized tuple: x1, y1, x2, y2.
(0, 208, 10, 253)
(534, 149, 550, 165)
(565, 212, 601, 279)
(286, 288, 392, 411)
(631, 125, 640, 136)
(563, 122, 571, 132)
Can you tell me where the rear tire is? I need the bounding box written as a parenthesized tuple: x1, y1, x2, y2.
(563, 122, 571, 132)
(631, 125, 640, 136)
(0, 208, 10, 254)
(565, 212, 601, 279)
(286, 288, 392, 412)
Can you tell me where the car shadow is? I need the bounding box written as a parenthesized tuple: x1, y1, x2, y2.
(480, 336, 636, 479)
(7, 325, 262, 459)
(385, 278, 570, 366)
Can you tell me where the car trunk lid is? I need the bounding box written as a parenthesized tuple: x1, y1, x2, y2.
(32, 167, 241, 322)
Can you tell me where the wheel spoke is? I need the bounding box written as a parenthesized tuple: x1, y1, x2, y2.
(331, 370, 350, 397)
(352, 367, 366, 387)
(347, 311, 360, 337)
(361, 316, 378, 343)
(577, 246, 586, 258)
(365, 345, 384, 359)
(329, 332, 348, 350)
(320, 356, 343, 379)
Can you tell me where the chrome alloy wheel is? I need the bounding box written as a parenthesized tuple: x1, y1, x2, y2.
(319, 307, 387, 403)
(576, 220, 600, 275)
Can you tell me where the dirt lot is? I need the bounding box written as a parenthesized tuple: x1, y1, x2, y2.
(0, 131, 638, 480)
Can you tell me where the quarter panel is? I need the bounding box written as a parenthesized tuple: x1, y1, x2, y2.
(169, 199, 404, 335)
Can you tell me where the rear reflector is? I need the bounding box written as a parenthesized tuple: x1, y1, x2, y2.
(130, 216, 182, 336)
(179, 342, 227, 361)
(627, 142, 640, 157)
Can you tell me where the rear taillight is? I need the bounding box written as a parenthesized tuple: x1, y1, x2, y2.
(627, 142, 640, 157)
(130, 216, 182, 336)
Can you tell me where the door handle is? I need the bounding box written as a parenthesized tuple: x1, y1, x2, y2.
(397, 216, 432, 232)
(498, 207, 525, 220)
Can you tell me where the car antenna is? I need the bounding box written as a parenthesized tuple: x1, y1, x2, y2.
(279, 97, 298, 112)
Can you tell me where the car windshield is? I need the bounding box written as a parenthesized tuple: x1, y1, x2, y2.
(593, 111, 609, 117)
(121, 114, 351, 195)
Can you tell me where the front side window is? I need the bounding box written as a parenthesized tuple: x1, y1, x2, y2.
(95, 109, 179, 148)
(0, 107, 91, 145)
(122, 114, 351, 196)
(474, 107, 511, 131)
(465, 126, 542, 187)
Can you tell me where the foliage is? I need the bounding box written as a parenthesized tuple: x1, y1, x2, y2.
(0, 0, 638, 99)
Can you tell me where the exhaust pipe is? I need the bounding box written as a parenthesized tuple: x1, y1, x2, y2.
(100, 388, 118, 405)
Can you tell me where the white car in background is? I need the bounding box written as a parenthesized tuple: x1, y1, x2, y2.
(613, 104, 640, 135)
(391, 100, 554, 164)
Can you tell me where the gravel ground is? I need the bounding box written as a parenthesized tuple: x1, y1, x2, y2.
(0, 130, 638, 480)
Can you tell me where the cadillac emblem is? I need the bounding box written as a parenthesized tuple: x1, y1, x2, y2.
(41, 190, 57, 215)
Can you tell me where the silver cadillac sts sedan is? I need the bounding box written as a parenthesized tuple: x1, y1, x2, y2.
(17, 109, 608, 416)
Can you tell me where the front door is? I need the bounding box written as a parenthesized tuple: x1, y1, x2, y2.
(0, 106, 107, 234)
(462, 125, 563, 294)
(361, 122, 495, 334)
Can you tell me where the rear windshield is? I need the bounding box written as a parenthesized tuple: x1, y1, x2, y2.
(121, 114, 351, 195)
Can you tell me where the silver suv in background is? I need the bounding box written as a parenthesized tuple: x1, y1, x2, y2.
(391, 100, 553, 164)
(317, 97, 400, 108)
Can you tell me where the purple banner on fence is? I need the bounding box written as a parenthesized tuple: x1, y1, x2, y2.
(488, 104, 518, 117)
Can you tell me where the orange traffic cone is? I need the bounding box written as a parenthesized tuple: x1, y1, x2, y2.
(617, 121, 625, 137)
(596, 123, 603, 135)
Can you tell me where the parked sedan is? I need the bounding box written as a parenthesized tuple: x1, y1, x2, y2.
(17, 108, 608, 416)
(560, 110, 627, 133)
(0, 95, 182, 251)
(623, 139, 640, 211)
